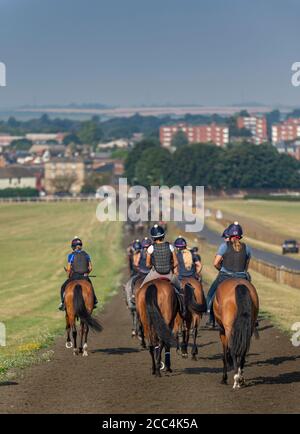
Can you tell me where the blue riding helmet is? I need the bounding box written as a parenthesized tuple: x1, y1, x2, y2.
(174, 236, 187, 249)
(132, 239, 142, 251)
(141, 237, 152, 249)
(227, 222, 243, 238)
(150, 224, 165, 239)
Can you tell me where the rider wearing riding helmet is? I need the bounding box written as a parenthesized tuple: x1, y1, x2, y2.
(174, 236, 202, 280)
(131, 239, 142, 275)
(206, 222, 251, 327)
(141, 224, 182, 293)
(134, 237, 152, 276)
(59, 237, 98, 311)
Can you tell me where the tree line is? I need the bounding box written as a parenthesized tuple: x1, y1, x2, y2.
(125, 139, 300, 190)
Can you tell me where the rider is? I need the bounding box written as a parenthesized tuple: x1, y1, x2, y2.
(141, 224, 182, 293)
(59, 237, 98, 311)
(174, 236, 202, 281)
(206, 222, 251, 327)
(131, 239, 142, 275)
(134, 237, 152, 276)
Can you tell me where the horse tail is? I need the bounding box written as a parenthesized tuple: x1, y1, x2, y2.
(184, 283, 207, 315)
(73, 284, 103, 332)
(145, 284, 176, 347)
(229, 284, 252, 359)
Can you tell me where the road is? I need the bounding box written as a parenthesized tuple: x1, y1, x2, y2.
(0, 282, 299, 414)
(197, 224, 300, 271)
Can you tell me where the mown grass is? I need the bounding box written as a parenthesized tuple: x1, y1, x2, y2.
(207, 198, 300, 240)
(169, 224, 300, 334)
(0, 202, 124, 378)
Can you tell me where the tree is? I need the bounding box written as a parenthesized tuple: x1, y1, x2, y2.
(135, 147, 174, 188)
(78, 121, 103, 149)
(50, 174, 77, 193)
(171, 130, 189, 148)
(63, 133, 81, 146)
(10, 138, 33, 151)
(124, 138, 160, 183)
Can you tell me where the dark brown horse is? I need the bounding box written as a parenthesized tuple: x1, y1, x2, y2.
(136, 279, 179, 376)
(174, 277, 207, 360)
(64, 280, 102, 356)
(213, 278, 259, 389)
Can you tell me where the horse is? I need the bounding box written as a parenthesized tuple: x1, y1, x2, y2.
(174, 277, 207, 360)
(135, 279, 179, 376)
(64, 279, 103, 356)
(213, 278, 259, 389)
(124, 274, 145, 343)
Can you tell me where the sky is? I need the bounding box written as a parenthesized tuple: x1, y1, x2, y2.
(0, 0, 300, 108)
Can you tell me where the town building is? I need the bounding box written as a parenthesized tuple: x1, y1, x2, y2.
(236, 115, 267, 144)
(44, 158, 85, 194)
(159, 123, 229, 148)
(274, 140, 300, 161)
(272, 118, 300, 144)
(0, 166, 40, 189)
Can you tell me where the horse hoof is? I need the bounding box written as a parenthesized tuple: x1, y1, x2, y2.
(192, 355, 197, 361)
(73, 349, 79, 356)
(182, 353, 188, 359)
(131, 331, 136, 337)
(166, 368, 173, 373)
(66, 342, 72, 349)
(83, 351, 88, 357)
(221, 379, 228, 385)
(155, 372, 162, 378)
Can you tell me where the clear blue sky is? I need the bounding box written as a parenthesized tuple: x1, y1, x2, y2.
(0, 0, 300, 107)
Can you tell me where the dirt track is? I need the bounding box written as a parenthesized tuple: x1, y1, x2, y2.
(0, 284, 300, 414)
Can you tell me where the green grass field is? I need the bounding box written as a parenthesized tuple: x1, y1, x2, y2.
(207, 198, 300, 239)
(0, 202, 124, 377)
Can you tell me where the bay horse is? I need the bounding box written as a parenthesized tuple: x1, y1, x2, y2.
(213, 278, 259, 389)
(135, 279, 179, 376)
(174, 278, 207, 360)
(64, 279, 102, 356)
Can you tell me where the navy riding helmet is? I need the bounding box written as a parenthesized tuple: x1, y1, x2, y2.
(141, 237, 152, 249)
(174, 236, 187, 249)
(222, 227, 230, 239)
(71, 237, 82, 249)
(132, 239, 142, 251)
(150, 224, 165, 239)
(227, 221, 243, 238)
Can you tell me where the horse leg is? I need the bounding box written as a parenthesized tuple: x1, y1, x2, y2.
(72, 324, 79, 356)
(191, 317, 199, 361)
(155, 342, 164, 377)
(131, 309, 137, 337)
(149, 345, 156, 375)
(79, 321, 84, 354)
(220, 332, 228, 385)
(165, 345, 172, 373)
(83, 325, 89, 357)
(181, 326, 187, 357)
(65, 315, 72, 349)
